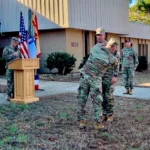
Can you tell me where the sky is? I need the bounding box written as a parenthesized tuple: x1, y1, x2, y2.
(130, 0, 137, 7)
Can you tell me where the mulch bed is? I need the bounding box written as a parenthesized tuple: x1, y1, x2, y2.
(39, 69, 150, 88)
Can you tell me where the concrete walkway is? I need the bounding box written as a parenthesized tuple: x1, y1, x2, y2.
(0, 78, 150, 104)
(113, 85, 150, 99)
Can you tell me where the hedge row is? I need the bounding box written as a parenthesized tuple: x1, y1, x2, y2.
(0, 58, 6, 75)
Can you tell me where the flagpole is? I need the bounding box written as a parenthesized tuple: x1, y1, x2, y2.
(28, 9, 41, 90)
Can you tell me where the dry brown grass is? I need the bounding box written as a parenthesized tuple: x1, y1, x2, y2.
(0, 93, 150, 150)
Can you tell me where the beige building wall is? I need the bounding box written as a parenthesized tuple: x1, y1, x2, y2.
(130, 38, 138, 54)
(120, 37, 125, 44)
(39, 29, 85, 73)
(66, 29, 84, 72)
(39, 29, 150, 74)
(39, 30, 66, 73)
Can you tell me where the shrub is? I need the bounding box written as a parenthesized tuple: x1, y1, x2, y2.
(136, 56, 148, 72)
(45, 52, 76, 75)
(119, 56, 148, 72)
(0, 58, 6, 75)
(78, 54, 89, 69)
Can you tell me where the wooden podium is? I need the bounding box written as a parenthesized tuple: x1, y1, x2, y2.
(8, 58, 39, 104)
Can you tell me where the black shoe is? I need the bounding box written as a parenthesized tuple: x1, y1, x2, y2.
(7, 96, 11, 101)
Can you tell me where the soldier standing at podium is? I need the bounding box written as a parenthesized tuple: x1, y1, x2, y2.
(2, 37, 22, 101)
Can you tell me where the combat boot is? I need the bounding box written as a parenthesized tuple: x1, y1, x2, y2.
(129, 89, 132, 95)
(7, 95, 12, 101)
(123, 89, 129, 94)
(79, 120, 86, 129)
(107, 115, 113, 122)
(94, 121, 104, 130)
(102, 114, 107, 122)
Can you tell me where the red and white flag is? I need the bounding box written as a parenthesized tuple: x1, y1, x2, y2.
(31, 11, 41, 57)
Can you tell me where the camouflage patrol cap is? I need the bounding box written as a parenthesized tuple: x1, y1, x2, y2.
(95, 27, 105, 35)
(107, 38, 119, 47)
(11, 37, 19, 43)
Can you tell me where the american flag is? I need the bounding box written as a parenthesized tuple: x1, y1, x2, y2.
(18, 12, 29, 58)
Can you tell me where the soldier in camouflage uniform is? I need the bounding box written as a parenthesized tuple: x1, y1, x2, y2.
(102, 46, 120, 122)
(121, 39, 139, 95)
(77, 28, 118, 130)
(2, 37, 22, 101)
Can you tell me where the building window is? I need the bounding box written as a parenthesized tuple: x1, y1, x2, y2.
(84, 31, 90, 56)
(146, 44, 148, 62)
(121, 43, 124, 49)
(138, 44, 141, 56)
(138, 44, 148, 61)
(94, 34, 97, 44)
(105, 33, 108, 41)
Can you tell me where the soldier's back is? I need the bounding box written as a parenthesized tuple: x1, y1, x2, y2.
(80, 43, 116, 77)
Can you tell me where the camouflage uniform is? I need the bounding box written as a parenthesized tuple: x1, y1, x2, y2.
(121, 47, 139, 90)
(102, 51, 120, 116)
(77, 43, 118, 121)
(2, 41, 22, 98)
